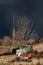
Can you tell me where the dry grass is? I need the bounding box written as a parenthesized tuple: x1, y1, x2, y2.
(0, 55, 43, 65)
(0, 42, 43, 65)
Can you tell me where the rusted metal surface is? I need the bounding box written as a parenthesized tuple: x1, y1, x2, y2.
(22, 53, 31, 58)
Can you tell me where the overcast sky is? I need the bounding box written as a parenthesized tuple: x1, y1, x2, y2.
(0, 0, 43, 38)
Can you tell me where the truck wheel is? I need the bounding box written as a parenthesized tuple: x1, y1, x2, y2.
(28, 58, 32, 62)
(23, 59, 27, 62)
(16, 57, 20, 61)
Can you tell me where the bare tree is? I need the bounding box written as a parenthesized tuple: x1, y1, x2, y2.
(12, 16, 40, 40)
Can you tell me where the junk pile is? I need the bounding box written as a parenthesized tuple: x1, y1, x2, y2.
(12, 44, 43, 62)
